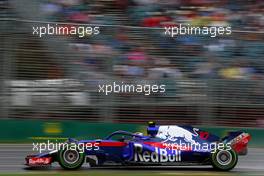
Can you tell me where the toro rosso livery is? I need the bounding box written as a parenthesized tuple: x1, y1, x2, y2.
(25, 122, 251, 171)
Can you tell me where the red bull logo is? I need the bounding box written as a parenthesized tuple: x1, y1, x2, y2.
(134, 147, 181, 162)
(157, 126, 199, 145)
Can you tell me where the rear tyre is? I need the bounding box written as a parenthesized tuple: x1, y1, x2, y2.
(211, 149, 238, 171)
(58, 144, 84, 170)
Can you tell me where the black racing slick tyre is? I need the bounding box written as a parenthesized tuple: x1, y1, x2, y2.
(58, 144, 85, 170)
(211, 149, 238, 171)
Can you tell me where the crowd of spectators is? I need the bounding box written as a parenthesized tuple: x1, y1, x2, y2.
(40, 0, 264, 82)
(1, 0, 263, 125)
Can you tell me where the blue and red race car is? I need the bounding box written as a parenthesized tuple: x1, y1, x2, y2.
(25, 122, 251, 171)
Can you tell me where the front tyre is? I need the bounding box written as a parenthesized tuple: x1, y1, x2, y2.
(58, 144, 84, 170)
(211, 149, 238, 171)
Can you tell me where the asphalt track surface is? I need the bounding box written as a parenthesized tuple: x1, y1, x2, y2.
(0, 144, 263, 175)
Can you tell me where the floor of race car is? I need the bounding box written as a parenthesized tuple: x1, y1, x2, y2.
(0, 144, 263, 176)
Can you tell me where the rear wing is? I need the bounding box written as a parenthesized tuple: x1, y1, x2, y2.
(222, 131, 251, 155)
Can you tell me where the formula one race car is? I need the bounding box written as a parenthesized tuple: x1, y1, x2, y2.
(25, 122, 251, 171)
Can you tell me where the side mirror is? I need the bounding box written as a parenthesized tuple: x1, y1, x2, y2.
(95, 139, 102, 143)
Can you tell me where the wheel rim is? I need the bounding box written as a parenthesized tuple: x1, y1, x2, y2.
(216, 150, 232, 166)
(63, 150, 80, 164)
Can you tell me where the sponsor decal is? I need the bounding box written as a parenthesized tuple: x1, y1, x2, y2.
(199, 131, 209, 140)
(134, 147, 181, 162)
(29, 157, 52, 165)
(157, 126, 199, 145)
